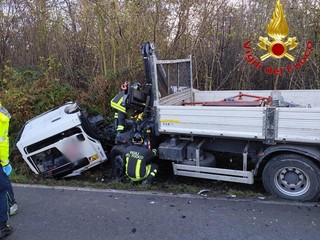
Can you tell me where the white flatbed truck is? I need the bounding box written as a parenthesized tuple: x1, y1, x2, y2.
(16, 43, 320, 202)
(141, 43, 320, 202)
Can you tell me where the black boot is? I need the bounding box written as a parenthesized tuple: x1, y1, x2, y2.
(141, 175, 153, 185)
(0, 223, 13, 239)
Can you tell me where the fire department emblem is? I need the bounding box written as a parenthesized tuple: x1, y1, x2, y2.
(258, 0, 298, 61)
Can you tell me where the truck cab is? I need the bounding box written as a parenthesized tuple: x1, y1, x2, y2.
(16, 102, 114, 178)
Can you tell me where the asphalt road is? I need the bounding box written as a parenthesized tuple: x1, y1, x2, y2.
(6, 184, 320, 240)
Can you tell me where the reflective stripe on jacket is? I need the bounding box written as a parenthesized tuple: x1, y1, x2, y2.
(110, 92, 126, 114)
(0, 106, 11, 166)
(125, 146, 154, 181)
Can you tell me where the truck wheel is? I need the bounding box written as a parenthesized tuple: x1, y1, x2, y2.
(182, 152, 216, 167)
(110, 145, 127, 181)
(262, 154, 320, 201)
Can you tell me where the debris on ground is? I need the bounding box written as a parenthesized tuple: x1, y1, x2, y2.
(197, 189, 211, 195)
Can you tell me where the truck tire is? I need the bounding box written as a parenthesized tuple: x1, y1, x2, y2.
(110, 145, 127, 181)
(182, 152, 216, 167)
(262, 154, 320, 202)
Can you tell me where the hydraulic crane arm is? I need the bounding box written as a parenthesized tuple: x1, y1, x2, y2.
(141, 42, 168, 98)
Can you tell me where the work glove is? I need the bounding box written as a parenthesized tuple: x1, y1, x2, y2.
(2, 163, 12, 176)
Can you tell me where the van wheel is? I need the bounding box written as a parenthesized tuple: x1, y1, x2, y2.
(110, 145, 127, 181)
(262, 154, 320, 202)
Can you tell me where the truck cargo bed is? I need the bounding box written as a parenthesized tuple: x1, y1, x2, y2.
(158, 90, 320, 144)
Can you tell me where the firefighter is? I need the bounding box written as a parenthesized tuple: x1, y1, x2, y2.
(0, 102, 13, 239)
(110, 82, 142, 143)
(124, 132, 158, 185)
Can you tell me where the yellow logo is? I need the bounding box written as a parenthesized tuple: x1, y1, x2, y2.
(258, 0, 298, 61)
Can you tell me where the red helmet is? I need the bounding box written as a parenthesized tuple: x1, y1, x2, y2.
(121, 81, 129, 90)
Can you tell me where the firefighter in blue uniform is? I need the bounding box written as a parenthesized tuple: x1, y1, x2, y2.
(124, 133, 158, 185)
(110, 81, 129, 136)
(110, 82, 143, 143)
